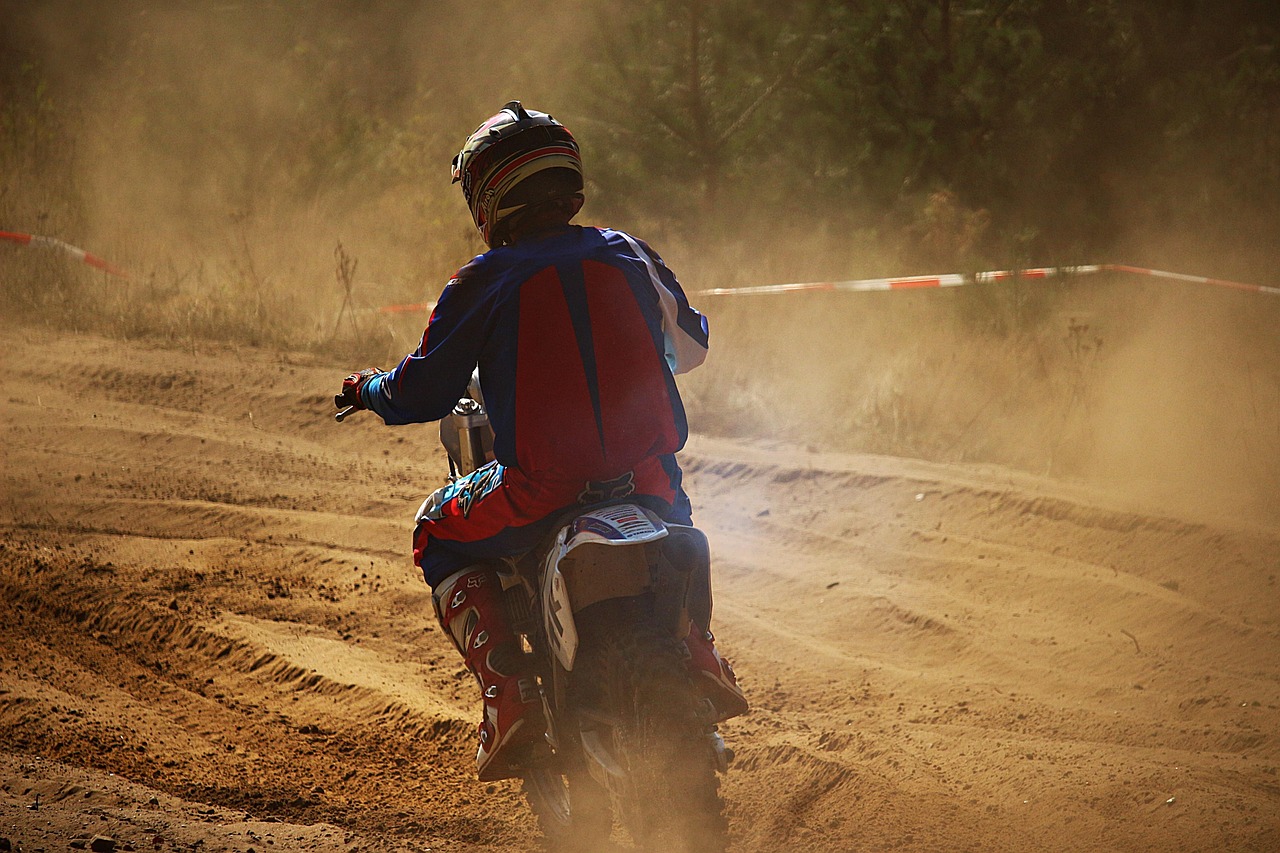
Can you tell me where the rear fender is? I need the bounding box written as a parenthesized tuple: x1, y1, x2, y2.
(542, 503, 668, 672)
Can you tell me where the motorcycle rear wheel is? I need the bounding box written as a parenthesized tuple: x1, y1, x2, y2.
(580, 611, 728, 853)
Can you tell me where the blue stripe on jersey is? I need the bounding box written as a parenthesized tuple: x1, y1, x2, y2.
(555, 260, 608, 456)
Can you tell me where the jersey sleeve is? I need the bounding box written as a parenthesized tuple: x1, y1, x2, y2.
(361, 258, 490, 425)
(617, 233, 709, 375)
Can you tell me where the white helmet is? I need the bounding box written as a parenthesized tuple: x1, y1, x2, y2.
(451, 101, 584, 247)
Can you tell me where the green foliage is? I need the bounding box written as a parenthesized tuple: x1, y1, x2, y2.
(573, 0, 820, 241)
(570, 0, 1279, 287)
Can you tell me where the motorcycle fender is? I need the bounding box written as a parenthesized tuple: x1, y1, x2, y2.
(544, 563, 578, 672)
(542, 503, 669, 672)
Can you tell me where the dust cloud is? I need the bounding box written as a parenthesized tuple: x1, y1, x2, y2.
(5, 0, 594, 315)
(686, 275, 1280, 530)
(1080, 284, 1280, 522)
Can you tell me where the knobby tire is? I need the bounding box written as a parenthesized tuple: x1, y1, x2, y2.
(581, 612, 728, 853)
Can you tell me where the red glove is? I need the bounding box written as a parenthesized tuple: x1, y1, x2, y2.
(334, 368, 382, 411)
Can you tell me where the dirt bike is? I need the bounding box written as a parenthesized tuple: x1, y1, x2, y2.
(337, 382, 737, 853)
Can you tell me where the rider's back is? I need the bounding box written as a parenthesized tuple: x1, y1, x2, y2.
(464, 225, 689, 484)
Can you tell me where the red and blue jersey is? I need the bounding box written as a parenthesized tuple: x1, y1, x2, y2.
(360, 225, 707, 580)
(363, 225, 706, 478)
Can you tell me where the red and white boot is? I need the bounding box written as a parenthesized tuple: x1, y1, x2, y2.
(685, 624, 749, 722)
(434, 566, 546, 781)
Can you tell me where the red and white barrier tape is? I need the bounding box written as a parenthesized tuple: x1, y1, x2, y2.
(695, 263, 1280, 297)
(1, 230, 130, 279)
(1100, 264, 1280, 297)
(371, 262, 1278, 315)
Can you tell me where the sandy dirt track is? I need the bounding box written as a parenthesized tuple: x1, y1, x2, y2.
(1, 323, 1278, 852)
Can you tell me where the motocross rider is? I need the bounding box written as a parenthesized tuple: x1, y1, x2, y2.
(335, 101, 747, 781)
